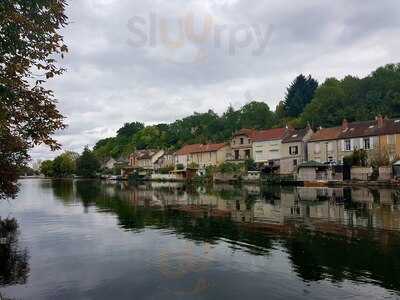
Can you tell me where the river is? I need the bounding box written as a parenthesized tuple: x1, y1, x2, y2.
(1, 179, 400, 299)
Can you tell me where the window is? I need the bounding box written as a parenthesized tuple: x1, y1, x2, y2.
(289, 146, 298, 155)
(235, 150, 239, 160)
(388, 135, 396, 145)
(248, 139, 250, 144)
(314, 143, 320, 154)
(293, 159, 298, 167)
(345, 140, 351, 151)
(245, 149, 251, 158)
(240, 138, 244, 145)
(364, 138, 370, 150)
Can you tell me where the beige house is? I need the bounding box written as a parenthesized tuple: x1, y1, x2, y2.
(154, 151, 175, 172)
(308, 127, 342, 163)
(175, 143, 231, 169)
(230, 129, 255, 161)
(280, 127, 313, 174)
(128, 149, 165, 171)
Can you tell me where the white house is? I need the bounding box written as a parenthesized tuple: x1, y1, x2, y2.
(252, 128, 287, 166)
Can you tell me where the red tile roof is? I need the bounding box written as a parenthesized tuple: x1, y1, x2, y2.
(233, 128, 257, 138)
(309, 127, 342, 142)
(252, 128, 287, 142)
(175, 143, 226, 155)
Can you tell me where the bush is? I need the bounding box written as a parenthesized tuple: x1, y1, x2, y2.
(176, 163, 184, 171)
(159, 166, 174, 174)
(217, 162, 243, 174)
(188, 162, 199, 169)
(245, 158, 257, 171)
(369, 147, 397, 168)
(343, 149, 368, 167)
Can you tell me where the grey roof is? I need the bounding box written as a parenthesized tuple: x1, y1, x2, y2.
(282, 128, 310, 143)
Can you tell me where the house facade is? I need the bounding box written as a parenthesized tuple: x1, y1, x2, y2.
(129, 149, 165, 171)
(280, 127, 313, 174)
(175, 143, 231, 169)
(336, 119, 379, 163)
(230, 129, 255, 161)
(154, 151, 175, 172)
(104, 157, 117, 170)
(308, 127, 342, 163)
(251, 128, 287, 166)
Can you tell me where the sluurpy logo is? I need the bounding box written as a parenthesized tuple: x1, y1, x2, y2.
(127, 12, 273, 65)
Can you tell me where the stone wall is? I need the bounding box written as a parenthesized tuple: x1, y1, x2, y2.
(378, 166, 393, 181)
(351, 167, 373, 181)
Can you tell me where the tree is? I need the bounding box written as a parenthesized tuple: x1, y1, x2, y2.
(0, 1, 68, 199)
(52, 152, 76, 178)
(239, 101, 276, 129)
(245, 158, 257, 171)
(116, 122, 144, 138)
(299, 78, 346, 127)
(343, 149, 368, 167)
(284, 75, 318, 118)
(40, 160, 54, 177)
(76, 147, 100, 177)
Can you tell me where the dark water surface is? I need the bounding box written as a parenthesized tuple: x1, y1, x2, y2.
(1, 179, 400, 299)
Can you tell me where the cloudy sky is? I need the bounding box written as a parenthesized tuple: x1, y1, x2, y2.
(31, 0, 400, 161)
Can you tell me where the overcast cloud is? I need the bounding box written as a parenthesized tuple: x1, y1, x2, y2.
(30, 0, 400, 161)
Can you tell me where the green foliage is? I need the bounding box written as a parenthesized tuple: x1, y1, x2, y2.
(299, 64, 400, 127)
(188, 162, 199, 169)
(76, 146, 100, 177)
(176, 164, 184, 171)
(52, 152, 76, 178)
(239, 101, 276, 129)
(92, 101, 276, 161)
(205, 165, 216, 180)
(343, 149, 368, 167)
(159, 166, 174, 174)
(244, 158, 257, 171)
(40, 160, 54, 177)
(284, 74, 318, 118)
(369, 147, 392, 168)
(217, 162, 243, 174)
(117, 122, 144, 137)
(91, 63, 400, 164)
(0, 0, 68, 199)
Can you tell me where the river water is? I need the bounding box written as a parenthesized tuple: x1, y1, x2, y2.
(1, 179, 400, 299)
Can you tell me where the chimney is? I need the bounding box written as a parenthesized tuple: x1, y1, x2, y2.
(376, 115, 384, 128)
(342, 119, 348, 130)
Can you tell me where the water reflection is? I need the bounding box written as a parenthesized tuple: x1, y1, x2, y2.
(47, 180, 400, 294)
(0, 218, 29, 287)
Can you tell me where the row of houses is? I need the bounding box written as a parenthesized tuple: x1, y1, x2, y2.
(120, 115, 400, 178)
